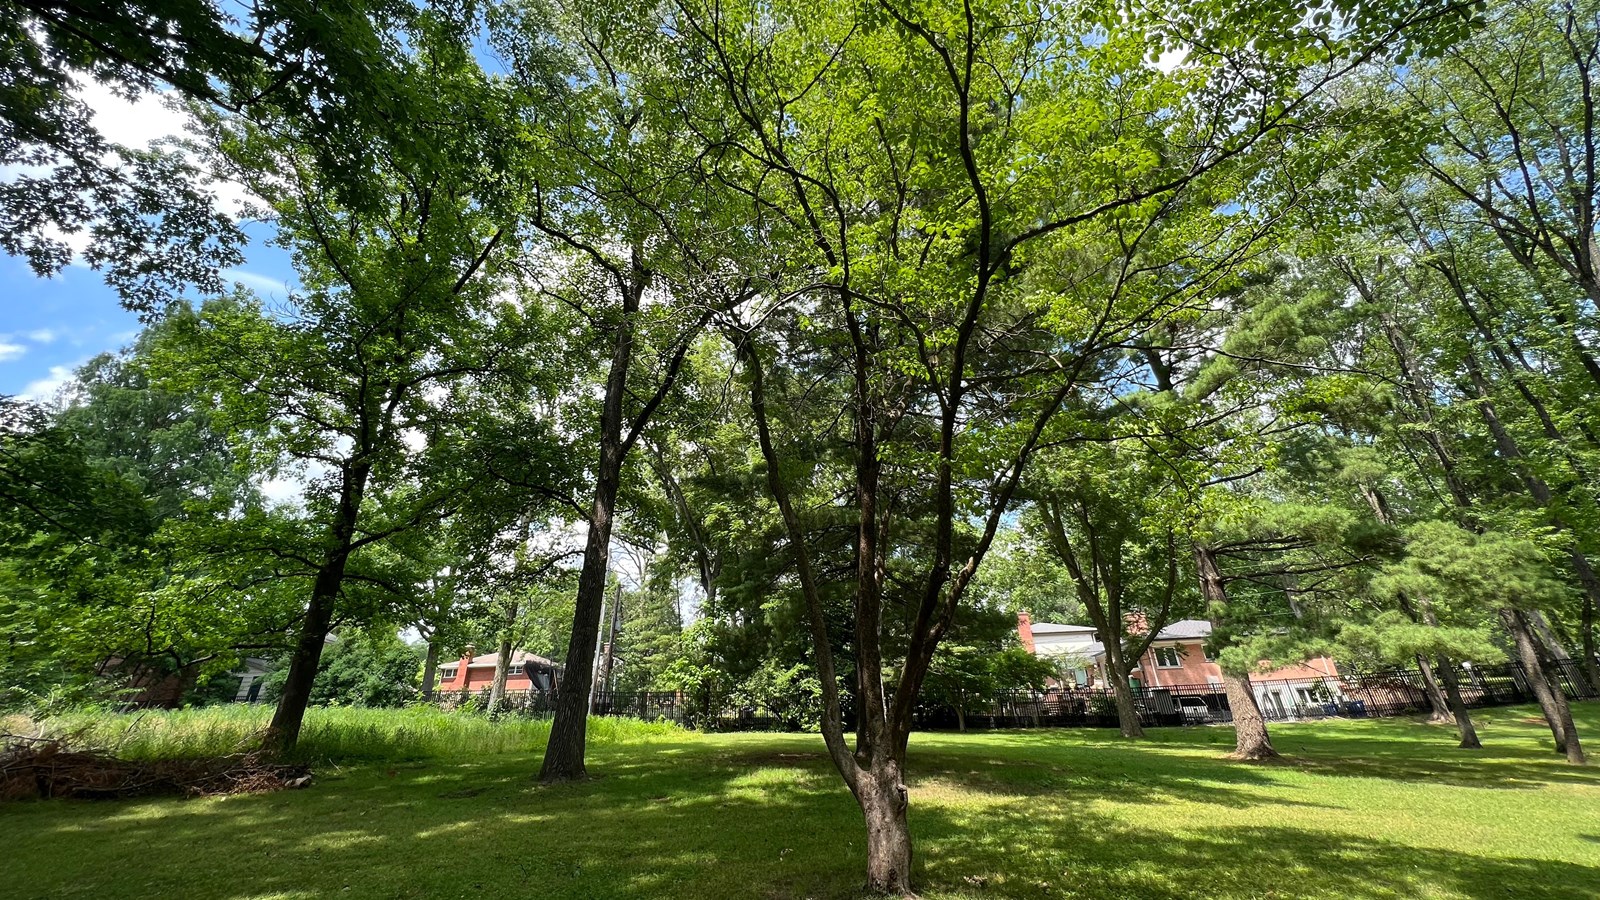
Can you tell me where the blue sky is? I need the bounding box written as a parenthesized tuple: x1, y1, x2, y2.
(1, 82, 297, 401)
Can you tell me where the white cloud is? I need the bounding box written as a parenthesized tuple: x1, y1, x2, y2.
(78, 80, 195, 151)
(26, 329, 57, 343)
(1156, 47, 1190, 73)
(259, 476, 305, 505)
(19, 363, 78, 402)
(222, 268, 291, 299)
(0, 341, 24, 362)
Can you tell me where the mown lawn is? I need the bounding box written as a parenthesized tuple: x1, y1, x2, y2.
(4, 704, 1599, 900)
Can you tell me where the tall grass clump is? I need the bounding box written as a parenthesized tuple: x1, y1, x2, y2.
(15, 706, 684, 763)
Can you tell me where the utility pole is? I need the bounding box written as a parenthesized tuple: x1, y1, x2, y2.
(604, 581, 624, 694)
(586, 583, 611, 715)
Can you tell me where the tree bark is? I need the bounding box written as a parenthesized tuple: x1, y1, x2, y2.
(1194, 543, 1277, 760)
(539, 259, 642, 784)
(1414, 654, 1454, 725)
(859, 759, 913, 895)
(489, 637, 513, 711)
(1434, 657, 1481, 749)
(264, 461, 369, 754)
(420, 638, 440, 701)
(1107, 666, 1145, 738)
(1221, 671, 1278, 761)
(1504, 608, 1586, 764)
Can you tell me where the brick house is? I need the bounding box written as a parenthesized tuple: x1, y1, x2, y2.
(1017, 612, 1345, 716)
(435, 649, 563, 696)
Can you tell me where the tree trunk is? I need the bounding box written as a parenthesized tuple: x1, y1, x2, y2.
(955, 703, 966, 733)
(1528, 608, 1572, 661)
(264, 462, 368, 754)
(1434, 657, 1481, 749)
(420, 638, 440, 701)
(1107, 666, 1145, 738)
(1414, 654, 1455, 725)
(540, 266, 640, 783)
(265, 569, 341, 753)
(1583, 588, 1600, 694)
(489, 638, 512, 711)
(1194, 544, 1276, 760)
(1504, 608, 1586, 764)
(858, 760, 913, 895)
(1222, 671, 1278, 761)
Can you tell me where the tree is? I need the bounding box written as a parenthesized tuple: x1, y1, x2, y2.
(1030, 441, 1190, 738)
(491, 1, 742, 782)
(679, 0, 1466, 886)
(160, 13, 562, 751)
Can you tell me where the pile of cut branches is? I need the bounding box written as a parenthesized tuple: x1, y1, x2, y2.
(1, 734, 312, 801)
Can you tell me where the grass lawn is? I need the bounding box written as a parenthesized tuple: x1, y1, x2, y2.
(4, 704, 1599, 900)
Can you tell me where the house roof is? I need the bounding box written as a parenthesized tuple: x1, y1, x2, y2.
(1076, 621, 1211, 660)
(1030, 623, 1098, 634)
(1152, 619, 1212, 641)
(459, 650, 560, 669)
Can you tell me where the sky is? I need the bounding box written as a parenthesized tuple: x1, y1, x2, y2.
(0, 82, 297, 401)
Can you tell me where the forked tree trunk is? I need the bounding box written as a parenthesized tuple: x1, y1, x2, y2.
(859, 759, 913, 895)
(1505, 608, 1586, 764)
(1434, 656, 1481, 749)
(1222, 671, 1278, 761)
(420, 639, 440, 701)
(1415, 654, 1455, 725)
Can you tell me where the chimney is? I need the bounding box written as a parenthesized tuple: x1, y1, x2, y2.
(1016, 610, 1035, 654)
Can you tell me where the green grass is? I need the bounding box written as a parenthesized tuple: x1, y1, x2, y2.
(8, 704, 679, 763)
(4, 704, 1599, 899)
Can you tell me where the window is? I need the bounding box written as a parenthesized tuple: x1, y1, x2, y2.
(1202, 643, 1216, 662)
(439, 666, 459, 681)
(1154, 647, 1182, 669)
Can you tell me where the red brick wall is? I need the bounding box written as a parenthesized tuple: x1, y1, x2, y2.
(1131, 641, 1341, 687)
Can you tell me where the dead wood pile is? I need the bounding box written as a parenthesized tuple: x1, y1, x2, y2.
(1, 734, 313, 801)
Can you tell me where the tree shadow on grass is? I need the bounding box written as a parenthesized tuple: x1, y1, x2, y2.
(7, 732, 1598, 900)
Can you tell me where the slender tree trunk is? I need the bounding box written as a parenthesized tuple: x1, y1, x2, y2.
(1504, 608, 1586, 764)
(1434, 657, 1481, 749)
(489, 638, 512, 710)
(1414, 654, 1454, 725)
(955, 703, 966, 734)
(1529, 608, 1572, 662)
(1583, 589, 1600, 693)
(859, 758, 913, 895)
(264, 462, 369, 754)
(420, 638, 440, 701)
(540, 266, 641, 783)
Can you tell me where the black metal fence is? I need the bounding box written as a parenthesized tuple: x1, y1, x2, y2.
(435, 657, 1600, 732)
(911, 658, 1600, 730)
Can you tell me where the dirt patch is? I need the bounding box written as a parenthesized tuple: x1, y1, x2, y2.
(721, 750, 825, 768)
(1, 734, 312, 801)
